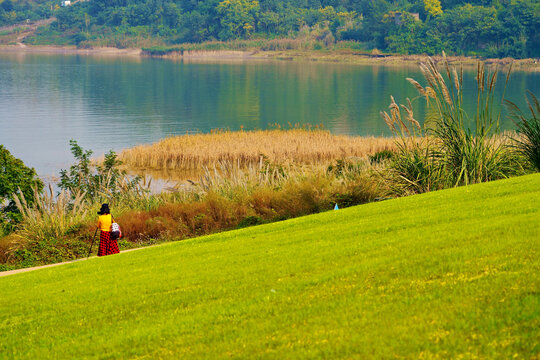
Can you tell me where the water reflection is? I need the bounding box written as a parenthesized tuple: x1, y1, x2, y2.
(0, 52, 538, 180)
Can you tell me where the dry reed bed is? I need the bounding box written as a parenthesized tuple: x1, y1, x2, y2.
(119, 129, 396, 172)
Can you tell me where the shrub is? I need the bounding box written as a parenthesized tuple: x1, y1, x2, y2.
(327, 159, 360, 177)
(1, 141, 160, 267)
(390, 140, 445, 194)
(0, 145, 43, 229)
(59, 140, 142, 204)
(331, 177, 380, 207)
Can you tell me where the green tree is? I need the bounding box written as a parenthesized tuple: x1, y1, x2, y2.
(424, 0, 443, 18)
(217, 0, 260, 40)
(438, 4, 498, 54)
(0, 145, 43, 227)
(58, 140, 140, 202)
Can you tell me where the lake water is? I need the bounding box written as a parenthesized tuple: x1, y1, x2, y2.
(0, 52, 538, 180)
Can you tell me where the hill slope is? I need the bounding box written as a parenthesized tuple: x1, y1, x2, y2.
(0, 174, 539, 359)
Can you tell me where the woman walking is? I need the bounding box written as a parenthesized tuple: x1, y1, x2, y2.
(97, 203, 119, 256)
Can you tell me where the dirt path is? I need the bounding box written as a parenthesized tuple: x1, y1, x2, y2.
(0, 18, 55, 33)
(0, 17, 55, 46)
(16, 32, 31, 47)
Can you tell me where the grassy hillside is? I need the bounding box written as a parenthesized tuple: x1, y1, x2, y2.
(1, 174, 539, 359)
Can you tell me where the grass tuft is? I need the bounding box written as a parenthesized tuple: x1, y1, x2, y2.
(507, 91, 540, 171)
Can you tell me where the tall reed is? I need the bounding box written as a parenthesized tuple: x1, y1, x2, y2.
(506, 91, 540, 171)
(380, 93, 444, 194)
(6, 185, 91, 263)
(382, 53, 522, 192)
(119, 128, 396, 176)
(424, 55, 518, 185)
(13, 185, 89, 240)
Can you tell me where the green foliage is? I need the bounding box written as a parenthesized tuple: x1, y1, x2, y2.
(13, 186, 89, 244)
(17, 0, 537, 58)
(58, 140, 140, 203)
(0, 0, 53, 27)
(237, 215, 264, 228)
(142, 45, 182, 56)
(507, 91, 540, 171)
(7, 229, 92, 268)
(390, 140, 445, 194)
(384, 14, 446, 55)
(0, 145, 43, 230)
(326, 159, 364, 178)
(216, 0, 259, 40)
(424, 0, 443, 17)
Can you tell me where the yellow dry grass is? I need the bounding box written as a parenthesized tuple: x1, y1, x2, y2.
(119, 129, 396, 173)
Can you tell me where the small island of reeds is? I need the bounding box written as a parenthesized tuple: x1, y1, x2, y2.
(118, 126, 396, 179)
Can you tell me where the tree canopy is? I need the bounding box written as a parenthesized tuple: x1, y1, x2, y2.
(0, 145, 43, 227)
(3, 0, 539, 58)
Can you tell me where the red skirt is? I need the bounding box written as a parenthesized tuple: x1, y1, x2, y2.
(98, 231, 120, 256)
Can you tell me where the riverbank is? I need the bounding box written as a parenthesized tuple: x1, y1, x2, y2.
(255, 50, 539, 68)
(0, 43, 538, 69)
(0, 45, 142, 57)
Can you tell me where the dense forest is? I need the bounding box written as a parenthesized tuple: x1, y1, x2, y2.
(0, 0, 52, 24)
(1, 0, 539, 58)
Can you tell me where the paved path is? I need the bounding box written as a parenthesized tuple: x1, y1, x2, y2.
(0, 247, 148, 278)
(0, 258, 87, 277)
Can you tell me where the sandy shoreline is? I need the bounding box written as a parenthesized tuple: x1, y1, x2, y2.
(0, 45, 142, 56)
(1, 44, 538, 69)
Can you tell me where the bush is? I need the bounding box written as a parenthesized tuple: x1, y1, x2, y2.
(0, 145, 43, 230)
(7, 233, 91, 267)
(59, 140, 141, 203)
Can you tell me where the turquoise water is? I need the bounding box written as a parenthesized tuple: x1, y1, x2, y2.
(0, 52, 538, 179)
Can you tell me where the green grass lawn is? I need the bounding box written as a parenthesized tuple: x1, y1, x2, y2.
(1, 174, 539, 359)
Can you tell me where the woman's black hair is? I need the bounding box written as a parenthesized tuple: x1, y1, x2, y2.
(98, 203, 110, 215)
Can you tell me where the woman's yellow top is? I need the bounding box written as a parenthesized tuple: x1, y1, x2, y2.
(97, 214, 112, 232)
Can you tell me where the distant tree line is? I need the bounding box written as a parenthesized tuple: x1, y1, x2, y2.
(3, 0, 539, 58)
(0, 0, 53, 26)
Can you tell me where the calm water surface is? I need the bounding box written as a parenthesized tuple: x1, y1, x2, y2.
(0, 52, 538, 179)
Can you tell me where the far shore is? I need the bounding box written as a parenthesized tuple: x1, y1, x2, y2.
(0, 44, 142, 57)
(0, 44, 538, 69)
